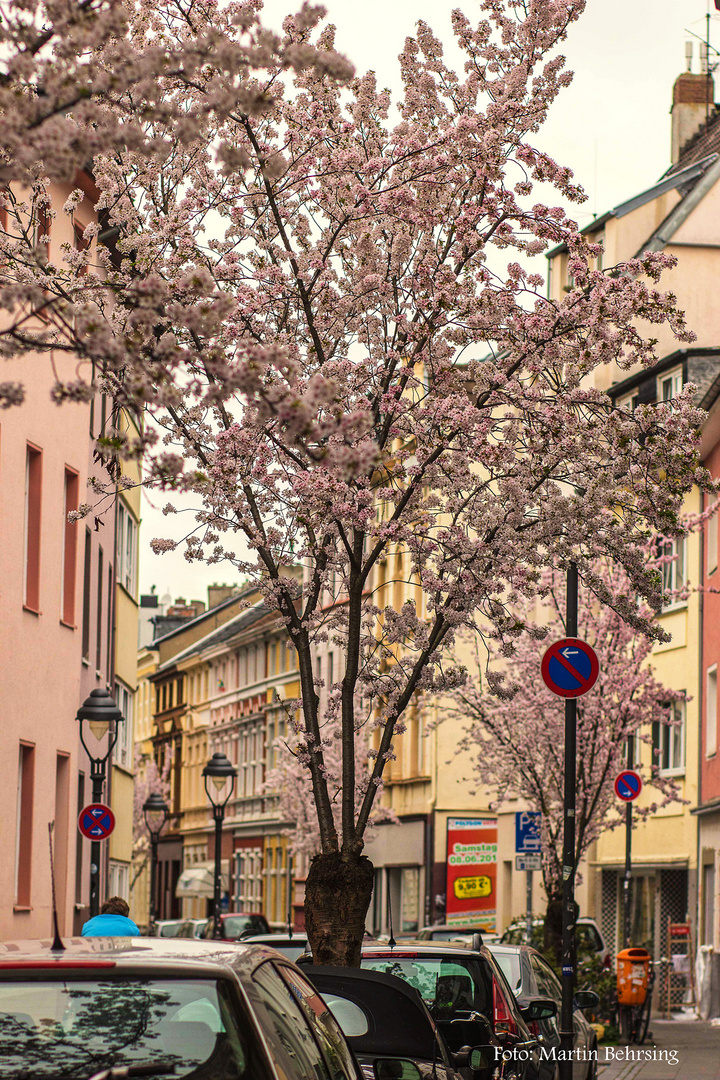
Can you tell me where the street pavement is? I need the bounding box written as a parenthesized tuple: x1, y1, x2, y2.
(597, 1018, 720, 1078)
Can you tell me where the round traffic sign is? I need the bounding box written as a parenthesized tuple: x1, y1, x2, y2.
(541, 637, 599, 698)
(78, 803, 116, 841)
(614, 770, 642, 802)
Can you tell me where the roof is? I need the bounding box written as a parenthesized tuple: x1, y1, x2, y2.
(666, 105, 720, 175)
(150, 584, 256, 647)
(607, 346, 720, 405)
(157, 600, 271, 671)
(546, 153, 720, 259)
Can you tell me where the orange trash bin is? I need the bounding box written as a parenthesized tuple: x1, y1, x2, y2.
(616, 947, 651, 1005)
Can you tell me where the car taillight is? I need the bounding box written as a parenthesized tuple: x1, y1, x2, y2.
(493, 977, 518, 1036)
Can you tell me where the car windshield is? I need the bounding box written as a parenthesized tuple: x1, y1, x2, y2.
(491, 952, 522, 995)
(222, 916, 255, 937)
(0, 977, 249, 1079)
(361, 955, 492, 1022)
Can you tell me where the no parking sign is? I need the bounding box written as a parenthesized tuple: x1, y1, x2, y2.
(541, 637, 599, 698)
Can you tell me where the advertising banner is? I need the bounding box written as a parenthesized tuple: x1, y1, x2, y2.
(445, 817, 497, 931)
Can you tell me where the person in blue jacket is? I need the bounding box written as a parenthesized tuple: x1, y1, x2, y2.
(82, 896, 140, 937)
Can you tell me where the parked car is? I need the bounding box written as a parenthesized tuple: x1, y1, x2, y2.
(200, 912, 270, 940)
(416, 924, 486, 943)
(153, 918, 185, 938)
(176, 918, 209, 939)
(243, 932, 310, 962)
(303, 964, 477, 1080)
(0, 936, 362, 1080)
(500, 918, 610, 969)
(486, 942, 600, 1080)
(353, 940, 555, 1080)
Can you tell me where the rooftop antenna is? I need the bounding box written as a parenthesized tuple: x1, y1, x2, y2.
(685, 40, 693, 73)
(48, 822, 65, 952)
(387, 884, 396, 949)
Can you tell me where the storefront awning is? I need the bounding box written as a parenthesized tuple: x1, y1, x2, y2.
(175, 860, 229, 898)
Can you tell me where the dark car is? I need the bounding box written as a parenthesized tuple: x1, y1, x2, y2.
(355, 940, 555, 1080)
(0, 936, 362, 1080)
(303, 965, 473, 1080)
(201, 911, 270, 940)
(486, 943, 600, 1080)
(243, 932, 310, 962)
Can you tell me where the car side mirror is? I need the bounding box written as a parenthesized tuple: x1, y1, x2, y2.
(575, 990, 600, 1011)
(374, 1059, 422, 1080)
(453, 1045, 489, 1071)
(520, 996, 558, 1021)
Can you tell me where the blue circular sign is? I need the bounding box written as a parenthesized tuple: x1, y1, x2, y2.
(614, 770, 642, 802)
(541, 638, 599, 698)
(78, 803, 116, 841)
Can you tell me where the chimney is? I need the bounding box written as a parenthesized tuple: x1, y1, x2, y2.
(208, 583, 238, 609)
(671, 55, 715, 163)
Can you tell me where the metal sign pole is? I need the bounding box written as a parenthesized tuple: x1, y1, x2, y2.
(623, 735, 634, 948)
(559, 562, 578, 1080)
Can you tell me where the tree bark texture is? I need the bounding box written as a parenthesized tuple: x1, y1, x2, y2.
(305, 850, 374, 967)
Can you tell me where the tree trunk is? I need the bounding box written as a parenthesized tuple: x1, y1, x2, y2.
(305, 850, 375, 966)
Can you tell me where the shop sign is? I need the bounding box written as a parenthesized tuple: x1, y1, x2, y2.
(445, 817, 497, 932)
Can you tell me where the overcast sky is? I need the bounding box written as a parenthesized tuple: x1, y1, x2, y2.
(138, 0, 718, 600)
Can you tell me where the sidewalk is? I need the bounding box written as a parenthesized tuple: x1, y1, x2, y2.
(597, 1018, 720, 1078)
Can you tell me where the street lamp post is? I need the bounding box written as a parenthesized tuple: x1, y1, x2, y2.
(559, 562, 578, 1080)
(76, 688, 123, 919)
(143, 792, 170, 932)
(202, 752, 237, 939)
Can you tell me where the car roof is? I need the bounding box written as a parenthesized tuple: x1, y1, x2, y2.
(0, 937, 284, 980)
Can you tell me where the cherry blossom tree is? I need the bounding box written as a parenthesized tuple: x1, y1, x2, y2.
(455, 563, 686, 958)
(0, 0, 354, 186)
(0, 0, 713, 964)
(130, 746, 172, 895)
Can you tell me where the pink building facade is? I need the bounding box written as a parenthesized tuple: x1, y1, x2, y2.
(0, 178, 121, 938)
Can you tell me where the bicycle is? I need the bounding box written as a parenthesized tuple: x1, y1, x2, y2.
(617, 957, 661, 1044)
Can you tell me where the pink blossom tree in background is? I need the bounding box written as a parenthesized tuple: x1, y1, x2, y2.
(0, 0, 713, 963)
(130, 747, 172, 900)
(455, 562, 686, 959)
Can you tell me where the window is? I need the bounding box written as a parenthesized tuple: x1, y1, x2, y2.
(107, 860, 129, 900)
(652, 699, 685, 774)
(81, 529, 91, 660)
(73, 220, 90, 275)
(15, 743, 35, 906)
(707, 666, 717, 758)
(617, 391, 639, 413)
(658, 535, 685, 606)
(106, 563, 113, 681)
(96, 547, 104, 671)
(23, 444, 42, 611)
(708, 507, 718, 576)
(658, 367, 683, 402)
(116, 502, 137, 595)
(62, 468, 79, 625)
(114, 680, 134, 770)
(252, 963, 332, 1080)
